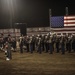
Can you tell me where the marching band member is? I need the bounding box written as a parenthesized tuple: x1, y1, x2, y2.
(60, 35, 65, 54)
(48, 35, 53, 54)
(44, 35, 49, 53)
(38, 36, 42, 54)
(5, 41, 12, 60)
(41, 34, 45, 51)
(26, 36, 30, 52)
(0, 37, 3, 51)
(19, 38, 24, 53)
(12, 38, 16, 52)
(68, 35, 72, 53)
(56, 36, 60, 53)
(29, 36, 33, 53)
(72, 34, 75, 52)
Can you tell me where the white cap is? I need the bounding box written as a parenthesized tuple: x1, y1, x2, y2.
(61, 33, 63, 36)
(38, 34, 39, 36)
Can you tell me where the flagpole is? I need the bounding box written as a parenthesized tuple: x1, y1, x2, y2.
(49, 9, 52, 32)
(66, 7, 68, 16)
(65, 7, 69, 35)
(65, 7, 69, 33)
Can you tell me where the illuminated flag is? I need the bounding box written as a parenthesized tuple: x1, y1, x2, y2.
(51, 16, 75, 33)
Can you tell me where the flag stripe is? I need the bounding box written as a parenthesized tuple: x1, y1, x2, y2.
(64, 18, 75, 20)
(64, 16, 75, 19)
(64, 22, 75, 24)
(64, 24, 75, 26)
(64, 20, 75, 23)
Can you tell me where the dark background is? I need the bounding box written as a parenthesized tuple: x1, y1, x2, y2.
(0, 0, 75, 28)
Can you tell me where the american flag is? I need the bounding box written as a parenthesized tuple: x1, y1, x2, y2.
(51, 16, 75, 33)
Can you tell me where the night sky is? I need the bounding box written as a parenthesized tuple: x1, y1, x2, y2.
(0, 0, 75, 28)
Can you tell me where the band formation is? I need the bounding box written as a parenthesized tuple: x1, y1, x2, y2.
(0, 33, 75, 61)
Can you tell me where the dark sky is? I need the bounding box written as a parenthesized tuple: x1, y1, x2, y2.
(0, 0, 75, 28)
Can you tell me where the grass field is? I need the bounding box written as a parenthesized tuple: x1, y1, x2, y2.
(0, 50, 75, 75)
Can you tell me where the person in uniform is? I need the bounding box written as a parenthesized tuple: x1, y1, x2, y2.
(12, 38, 16, 52)
(38, 36, 42, 54)
(48, 35, 53, 54)
(5, 41, 12, 60)
(72, 34, 75, 52)
(26, 36, 30, 52)
(32, 35, 36, 51)
(65, 34, 72, 53)
(0, 33, 5, 51)
(23, 36, 27, 51)
(41, 34, 45, 51)
(29, 36, 33, 53)
(0, 37, 3, 51)
(19, 38, 24, 53)
(44, 35, 49, 53)
(56, 36, 60, 53)
(65, 34, 69, 51)
(60, 36, 65, 54)
(35, 36, 39, 52)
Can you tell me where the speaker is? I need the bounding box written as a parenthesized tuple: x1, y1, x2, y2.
(15, 23, 27, 36)
(20, 28, 26, 36)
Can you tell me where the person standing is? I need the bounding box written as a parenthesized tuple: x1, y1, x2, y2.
(48, 35, 53, 54)
(19, 38, 24, 53)
(12, 38, 16, 52)
(60, 36, 65, 54)
(5, 41, 12, 60)
(44, 35, 49, 53)
(56, 36, 60, 53)
(72, 35, 75, 52)
(68, 36, 72, 53)
(26, 36, 30, 52)
(29, 36, 33, 53)
(38, 37, 42, 54)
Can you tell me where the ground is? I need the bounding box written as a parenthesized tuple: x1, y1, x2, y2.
(0, 50, 75, 75)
